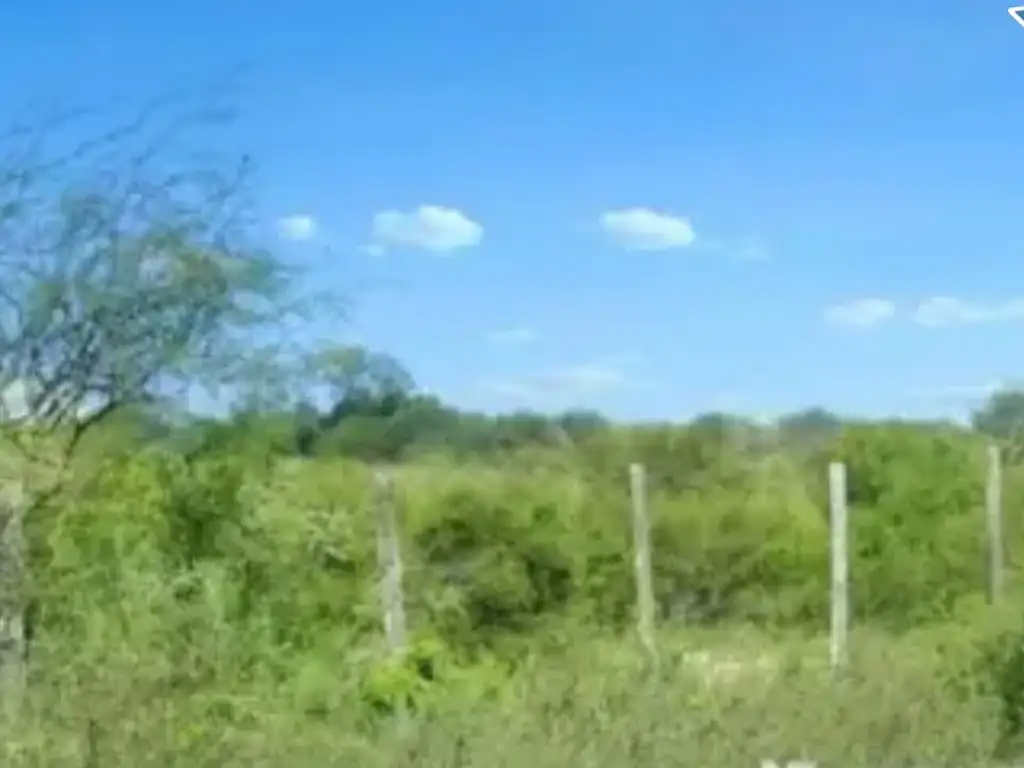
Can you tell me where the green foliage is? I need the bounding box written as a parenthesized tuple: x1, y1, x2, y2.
(42, 402, 1017, 649)
(834, 422, 987, 625)
(12, 386, 1024, 764)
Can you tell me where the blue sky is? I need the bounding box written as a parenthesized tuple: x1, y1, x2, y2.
(2, 0, 1024, 422)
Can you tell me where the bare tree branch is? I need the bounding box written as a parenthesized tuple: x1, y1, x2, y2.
(0, 97, 307, 488)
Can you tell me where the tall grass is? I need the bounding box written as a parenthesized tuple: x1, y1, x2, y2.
(2, 619, 1014, 766)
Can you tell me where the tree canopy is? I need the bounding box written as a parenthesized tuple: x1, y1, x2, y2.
(0, 101, 323, 487)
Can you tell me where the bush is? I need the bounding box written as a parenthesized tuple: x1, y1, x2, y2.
(4, 415, 1019, 764)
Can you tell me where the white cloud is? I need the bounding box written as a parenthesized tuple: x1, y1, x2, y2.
(824, 296, 1024, 330)
(599, 208, 696, 251)
(911, 297, 1024, 328)
(487, 326, 536, 345)
(371, 205, 483, 253)
(277, 214, 317, 241)
(359, 244, 386, 257)
(824, 298, 896, 328)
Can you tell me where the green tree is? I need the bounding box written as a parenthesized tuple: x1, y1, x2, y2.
(0, 100, 323, 701)
(973, 390, 1024, 460)
(312, 345, 414, 419)
(309, 343, 417, 459)
(778, 407, 842, 453)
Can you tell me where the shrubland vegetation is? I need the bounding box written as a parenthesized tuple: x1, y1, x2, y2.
(4, 102, 1024, 765)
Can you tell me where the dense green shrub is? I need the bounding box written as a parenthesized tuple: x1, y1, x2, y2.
(7, 412, 1024, 764)
(28, 420, 1013, 658)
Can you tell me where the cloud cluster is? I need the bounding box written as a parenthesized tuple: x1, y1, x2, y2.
(911, 297, 1024, 328)
(371, 205, 483, 253)
(599, 208, 696, 251)
(824, 298, 896, 328)
(278, 204, 724, 257)
(825, 296, 1024, 330)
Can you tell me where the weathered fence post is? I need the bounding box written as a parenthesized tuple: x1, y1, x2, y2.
(628, 462, 656, 660)
(828, 462, 849, 672)
(374, 468, 406, 655)
(986, 443, 1005, 604)
(0, 479, 25, 721)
